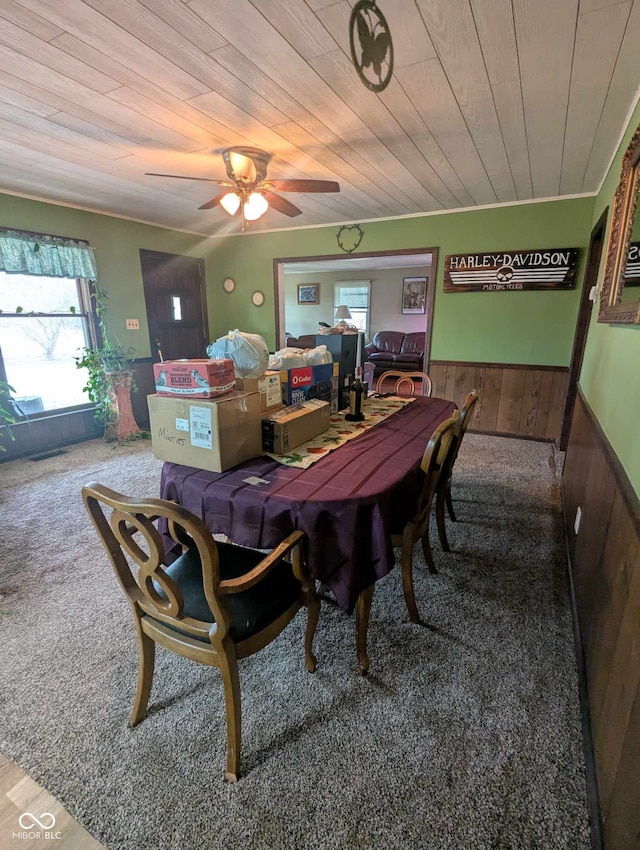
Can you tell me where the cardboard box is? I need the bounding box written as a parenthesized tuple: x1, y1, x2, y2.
(148, 391, 263, 472)
(153, 359, 235, 398)
(235, 371, 282, 412)
(279, 362, 339, 411)
(262, 400, 331, 454)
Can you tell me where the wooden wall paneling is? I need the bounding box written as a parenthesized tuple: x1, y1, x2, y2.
(562, 389, 640, 850)
(495, 368, 526, 433)
(444, 363, 458, 404)
(604, 685, 640, 849)
(429, 363, 449, 400)
(533, 369, 556, 438)
(430, 362, 444, 397)
(452, 363, 472, 407)
(518, 368, 544, 436)
(475, 366, 501, 432)
(592, 527, 640, 822)
(131, 360, 154, 429)
(561, 391, 592, 563)
(414, 362, 568, 441)
(584, 490, 635, 731)
(573, 447, 616, 647)
(0, 408, 101, 461)
(544, 370, 570, 440)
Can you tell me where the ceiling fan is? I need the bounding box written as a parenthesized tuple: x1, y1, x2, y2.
(146, 146, 340, 230)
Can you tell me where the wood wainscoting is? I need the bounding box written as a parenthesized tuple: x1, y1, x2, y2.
(562, 389, 640, 850)
(429, 361, 569, 442)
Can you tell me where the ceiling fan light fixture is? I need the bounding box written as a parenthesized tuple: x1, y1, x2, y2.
(243, 192, 269, 221)
(219, 191, 241, 216)
(223, 146, 271, 184)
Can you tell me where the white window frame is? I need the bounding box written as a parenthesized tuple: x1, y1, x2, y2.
(0, 273, 97, 418)
(333, 280, 371, 337)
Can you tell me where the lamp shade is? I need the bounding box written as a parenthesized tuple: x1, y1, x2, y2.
(219, 192, 240, 215)
(244, 191, 269, 221)
(335, 305, 352, 320)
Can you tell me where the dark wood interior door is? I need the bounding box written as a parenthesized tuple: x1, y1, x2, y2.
(140, 249, 209, 363)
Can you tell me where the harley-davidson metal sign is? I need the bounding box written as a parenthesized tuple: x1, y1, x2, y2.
(444, 248, 579, 292)
(625, 241, 640, 284)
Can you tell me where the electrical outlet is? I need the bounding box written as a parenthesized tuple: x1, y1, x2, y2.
(574, 506, 582, 534)
(126, 318, 140, 330)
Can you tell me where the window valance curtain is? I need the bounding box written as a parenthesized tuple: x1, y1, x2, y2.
(0, 230, 97, 279)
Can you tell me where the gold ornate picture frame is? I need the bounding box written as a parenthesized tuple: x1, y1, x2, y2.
(598, 122, 640, 324)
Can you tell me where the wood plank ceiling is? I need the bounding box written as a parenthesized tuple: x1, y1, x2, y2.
(0, 0, 638, 236)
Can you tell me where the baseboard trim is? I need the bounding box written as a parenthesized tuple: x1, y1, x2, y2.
(467, 427, 555, 443)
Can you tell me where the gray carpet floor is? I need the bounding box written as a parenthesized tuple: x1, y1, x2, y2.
(0, 434, 591, 849)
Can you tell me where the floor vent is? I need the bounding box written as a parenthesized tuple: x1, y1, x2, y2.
(30, 449, 68, 462)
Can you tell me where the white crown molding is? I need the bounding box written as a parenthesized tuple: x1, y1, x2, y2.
(0, 186, 597, 242)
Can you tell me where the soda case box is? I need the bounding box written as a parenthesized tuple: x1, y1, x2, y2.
(153, 359, 236, 398)
(279, 362, 339, 412)
(235, 371, 282, 412)
(148, 391, 262, 473)
(262, 400, 331, 454)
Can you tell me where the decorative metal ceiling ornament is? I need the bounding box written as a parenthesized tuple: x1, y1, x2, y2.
(349, 1, 393, 93)
(336, 224, 365, 253)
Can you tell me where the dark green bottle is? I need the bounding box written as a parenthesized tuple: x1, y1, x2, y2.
(345, 367, 365, 421)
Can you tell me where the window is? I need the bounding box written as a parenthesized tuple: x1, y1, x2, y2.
(333, 281, 371, 336)
(0, 272, 95, 416)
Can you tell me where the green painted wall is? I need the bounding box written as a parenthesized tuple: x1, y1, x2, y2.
(580, 99, 640, 497)
(1, 191, 593, 368)
(0, 194, 224, 358)
(208, 197, 594, 364)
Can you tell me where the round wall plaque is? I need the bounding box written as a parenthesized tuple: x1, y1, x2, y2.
(251, 290, 265, 307)
(223, 277, 235, 293)
(349, 1, 393, 93)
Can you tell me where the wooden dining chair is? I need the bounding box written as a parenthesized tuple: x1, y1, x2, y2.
(435, 389, 480, 552)
(391, 411, 459, 623)
(82, 483, 320, 782)
(376, 370, 432, 397)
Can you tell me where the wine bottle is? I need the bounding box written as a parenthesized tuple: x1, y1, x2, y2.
(345, 367, 365, 421)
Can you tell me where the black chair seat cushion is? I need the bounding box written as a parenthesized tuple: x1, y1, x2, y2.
(152, 543, 301, 643)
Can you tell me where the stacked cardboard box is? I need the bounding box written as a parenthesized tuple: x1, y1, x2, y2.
(235, 371, 282, 413)
(153, 359, 235, 398)
(261, 400, 331, 454)
(279, 362, 339, 411)
(148, 391, 262, 472)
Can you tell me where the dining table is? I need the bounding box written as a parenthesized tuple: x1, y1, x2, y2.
(160, 394, 457, 673)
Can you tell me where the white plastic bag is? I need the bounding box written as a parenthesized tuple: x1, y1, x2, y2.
(268, 347, 306, 370)
(303, 345, 332, 366)
(206, 330, 270, 379)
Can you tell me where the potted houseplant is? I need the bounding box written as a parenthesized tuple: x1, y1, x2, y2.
(74, 287, 143, 442)
(0, 380, 18, 451)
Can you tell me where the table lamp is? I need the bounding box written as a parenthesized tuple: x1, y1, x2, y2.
(335, 305, 352, 327)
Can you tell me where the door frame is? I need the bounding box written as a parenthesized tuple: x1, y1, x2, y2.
(560, 207, 609, 451)
(139, 249, 208, 363)
(272, 246, 439, 369)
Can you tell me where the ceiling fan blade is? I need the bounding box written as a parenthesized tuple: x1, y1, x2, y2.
(198, 192, 230, 210)
(145, 172, 230, 185)
(261, 189, 303, 217)
(265, 179, 340, 194)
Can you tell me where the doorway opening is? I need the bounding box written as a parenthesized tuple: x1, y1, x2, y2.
(273, 247, 438, 371)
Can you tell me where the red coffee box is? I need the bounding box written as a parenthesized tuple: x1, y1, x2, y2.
(153, 359, 236, 398)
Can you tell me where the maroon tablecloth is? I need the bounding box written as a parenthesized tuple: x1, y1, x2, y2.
(160, 396, 456, 614)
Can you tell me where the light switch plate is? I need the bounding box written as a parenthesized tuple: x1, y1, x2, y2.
(126, 318, 140, 330)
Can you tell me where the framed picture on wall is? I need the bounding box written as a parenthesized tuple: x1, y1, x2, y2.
(402, 277, 427, 314)
(297, 283, 320, 304)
